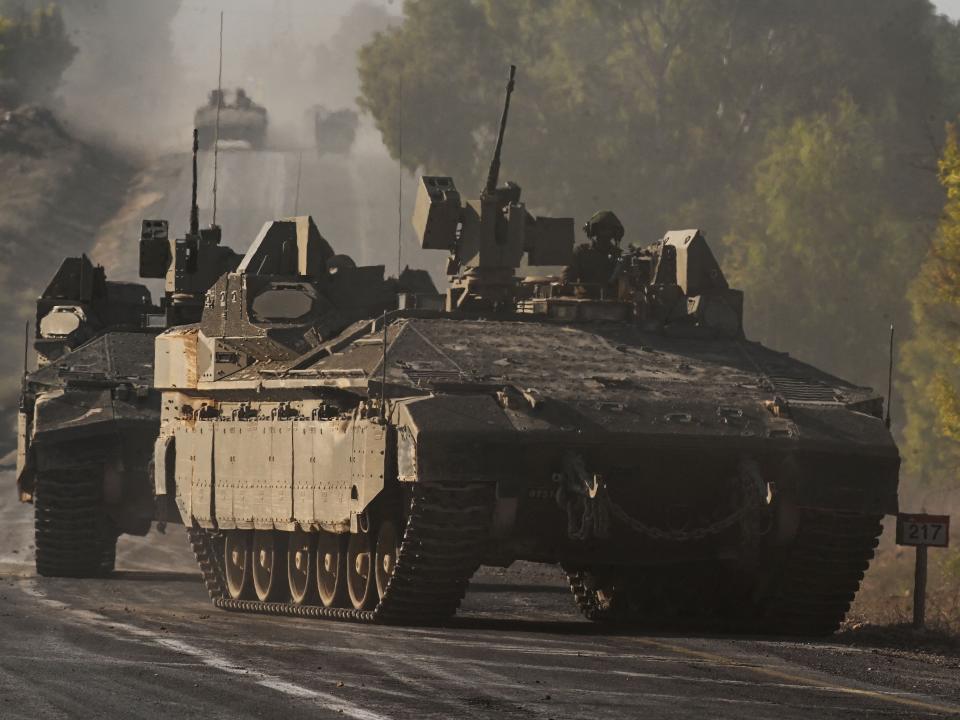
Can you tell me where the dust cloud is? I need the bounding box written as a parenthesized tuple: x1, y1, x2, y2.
(0, 0, 436, 457)
(56, 0, 439, 277)
(58, 0, 400, 153)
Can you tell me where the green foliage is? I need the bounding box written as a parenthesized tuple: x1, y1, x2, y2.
(0, 3, 75, 105)
(358, 1, 942, 230)
(722, 96, 917, 391)
(900, 124, 960, 487)
(358, 0, 949, 405)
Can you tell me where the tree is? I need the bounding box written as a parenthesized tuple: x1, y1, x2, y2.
(900, 123, 960, 488)
(358, 1, 942, 382)
(722, 96, 918, 392)
(0, 3, 75, 105)
(358, 0, 944, 235)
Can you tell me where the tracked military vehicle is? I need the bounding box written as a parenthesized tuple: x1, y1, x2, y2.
(17, 131, 241, 577)
(161, 67, 898, 634)
(308, 105, 359, 155)
(17, 257, 160, 577)
(195, 88, 268, 150)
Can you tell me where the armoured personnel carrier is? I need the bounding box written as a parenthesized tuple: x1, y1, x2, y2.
(17, 131, 241, 577)
(195, 88, 268, 150)
(308, 105, 359, 155)
(161, 67, 898, 634)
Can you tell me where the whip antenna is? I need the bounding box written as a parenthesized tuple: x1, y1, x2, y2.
(380, 310, 388, 418)
(397, 70, 403, 276)
(885, 323, 895, 429)
(293, 150, 303, 216)
(212, 11, 224, 227)
(21, 320, 29, 384)
(190, 128, 199, 234)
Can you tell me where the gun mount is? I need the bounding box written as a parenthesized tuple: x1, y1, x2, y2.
(411, 67, 743, 337)
(412, 66, 576, 311)
(138, 129, 242, 325)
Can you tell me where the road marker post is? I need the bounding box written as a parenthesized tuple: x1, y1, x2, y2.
(896, 513, 950, 628)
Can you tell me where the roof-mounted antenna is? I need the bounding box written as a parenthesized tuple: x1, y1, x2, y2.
(885, 323, 895, 429)
(397, 69, 403, 277)
(21, 320, 29, 391)
(292, 150, 303, 216)
(483, 64, 516, 198)
(190, 128, 200, 235)
(212, 10, 224, 228)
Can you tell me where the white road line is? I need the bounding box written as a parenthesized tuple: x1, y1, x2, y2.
(14, 580, 954, 717)
(359, 653, 470, 714)
(220, 633, 956, 709)
(18, 581, 391, 720)
(381, 652, 919, 717)
(214, 623, 761, 668)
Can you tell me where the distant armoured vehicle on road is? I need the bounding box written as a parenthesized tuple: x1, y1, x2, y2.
(16, 131, 241, 577)
(308, 105, 359, 155)
(195, 88, 268, 150)
(159, 67, 898, 634)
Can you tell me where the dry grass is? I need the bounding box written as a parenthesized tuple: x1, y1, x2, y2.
(848, 489, 960, 641)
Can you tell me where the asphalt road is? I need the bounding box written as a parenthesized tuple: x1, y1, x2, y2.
(1, 476, 959, 720)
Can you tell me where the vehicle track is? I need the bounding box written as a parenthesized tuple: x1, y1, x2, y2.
(567, 509, 883, 636)
(188, 482, 495, 624)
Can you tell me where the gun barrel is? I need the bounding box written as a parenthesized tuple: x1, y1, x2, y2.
(484, 64, 517, 196)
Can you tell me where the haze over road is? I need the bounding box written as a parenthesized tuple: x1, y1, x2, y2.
(1, 473, 959, 720)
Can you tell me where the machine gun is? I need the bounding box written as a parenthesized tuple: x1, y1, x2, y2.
(411, 66, 743, 336)
(607, 230, 744, 336)
(138, 129, 242, 325)
(412, 65, 575, 311)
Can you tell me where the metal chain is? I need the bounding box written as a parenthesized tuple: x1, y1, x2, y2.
(557, 455, 769, 543)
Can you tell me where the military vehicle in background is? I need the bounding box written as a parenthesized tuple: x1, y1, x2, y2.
(17, 131, 241, 577)
(17, 258, 160, 577)
(308, 105, 359, 155)
(159, 66, 898, 635)
(195, 88, 268, 150)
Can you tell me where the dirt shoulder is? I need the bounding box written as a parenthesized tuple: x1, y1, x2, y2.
(0, 105, 138, 452)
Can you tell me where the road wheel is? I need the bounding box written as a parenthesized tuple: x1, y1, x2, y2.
(316, 531, 347, 608)
(34, 465, 118, 578)
(347, 530, 376, 610)
(375, 521, 401, 600)
(252, 530, 287, 602)
(287, 529, 316, 606)
(224, 531, 253, 600)
(566, 568, 632, 622)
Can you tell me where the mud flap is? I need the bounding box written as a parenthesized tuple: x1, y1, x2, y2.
(16, 409, 34, 502)
(154, 435, 174, 496)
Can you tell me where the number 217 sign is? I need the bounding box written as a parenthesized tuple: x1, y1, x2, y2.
(897, 514, 950, 548)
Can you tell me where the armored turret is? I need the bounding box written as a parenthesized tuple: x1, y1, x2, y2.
(138, 129, 242, 325)
(411, 68, 743, 335)
(412, 66, 575, 310)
